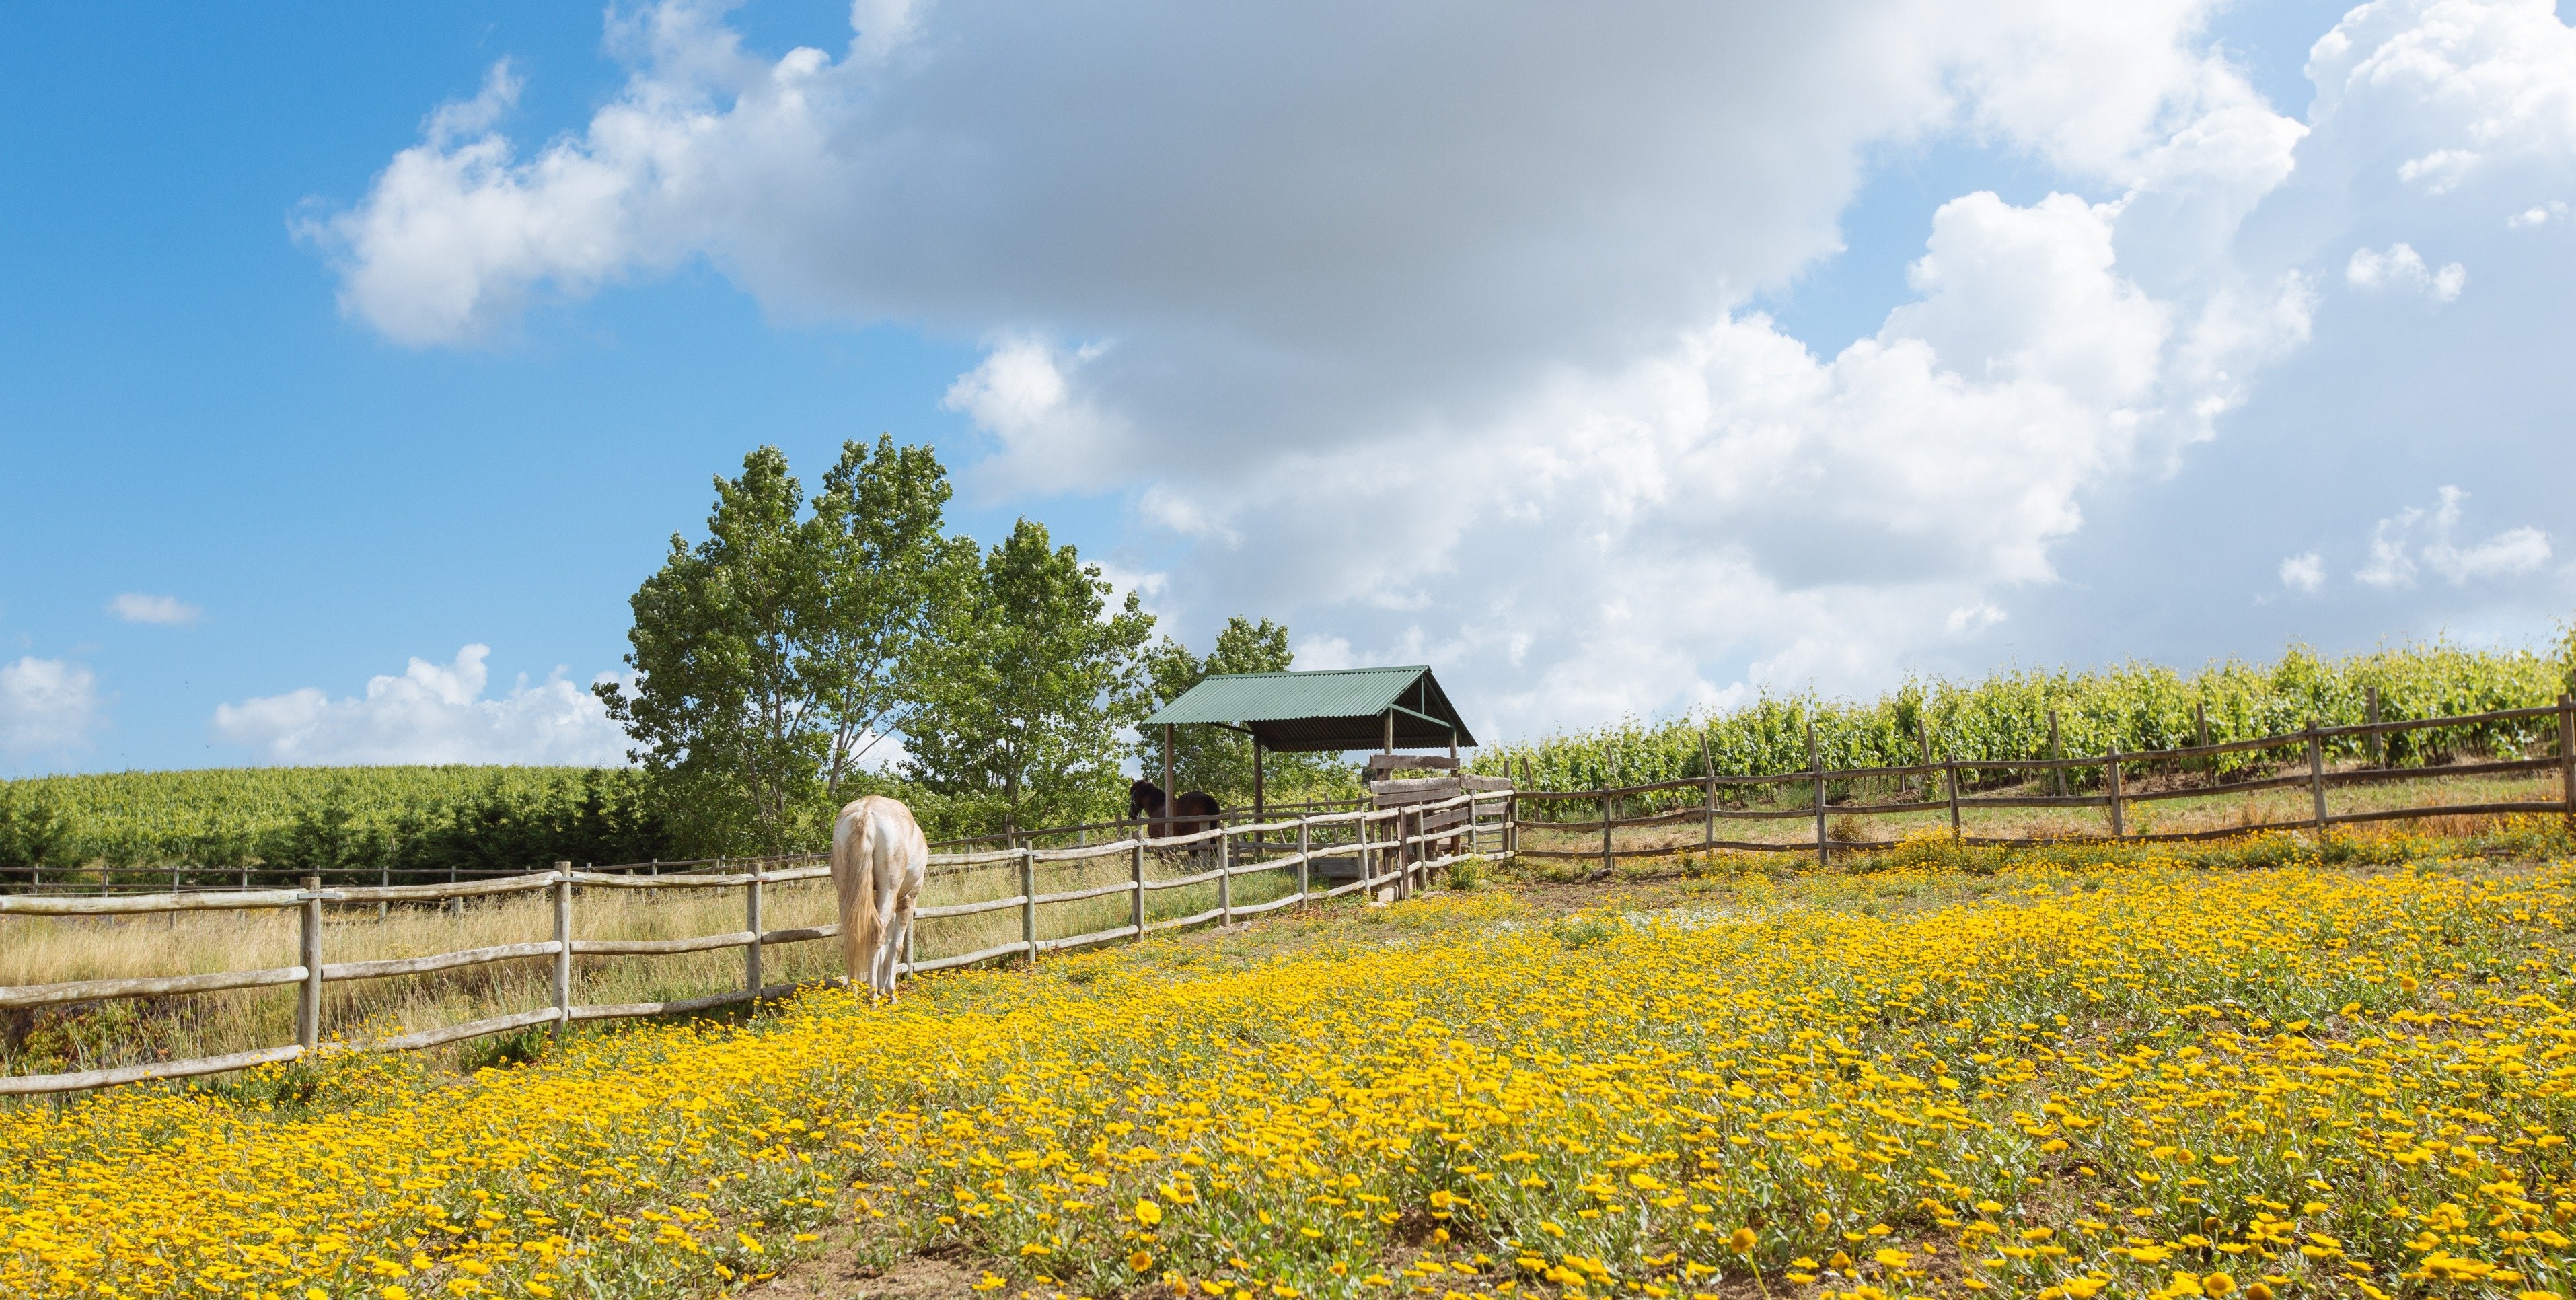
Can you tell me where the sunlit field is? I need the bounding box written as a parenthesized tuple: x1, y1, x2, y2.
(5, 835, 2573, 1300)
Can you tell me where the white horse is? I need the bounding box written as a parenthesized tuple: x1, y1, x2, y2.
(830, 795, 928, 1003)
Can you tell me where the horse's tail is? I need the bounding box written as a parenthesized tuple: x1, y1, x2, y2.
(831, 801, 881, 988)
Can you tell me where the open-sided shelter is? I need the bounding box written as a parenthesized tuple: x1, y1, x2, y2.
(1139, 665, 1477, 819)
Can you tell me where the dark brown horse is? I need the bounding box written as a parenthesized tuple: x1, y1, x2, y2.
(1128, 779, 1222, 838)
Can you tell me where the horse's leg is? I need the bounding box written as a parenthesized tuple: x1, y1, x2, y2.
(887, 898, 914, 1007)
(873, 863, 904, 999)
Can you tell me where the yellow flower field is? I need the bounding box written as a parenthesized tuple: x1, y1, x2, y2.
(5, 854, 2574, 1300)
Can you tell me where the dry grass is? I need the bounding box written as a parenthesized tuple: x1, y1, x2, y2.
(1, 836, 1331, 1082)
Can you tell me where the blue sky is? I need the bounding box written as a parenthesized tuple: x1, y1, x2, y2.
(3, 1, 2571, 775)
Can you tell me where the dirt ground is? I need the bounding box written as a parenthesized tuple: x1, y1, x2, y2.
(748, 1243, 981, 1300)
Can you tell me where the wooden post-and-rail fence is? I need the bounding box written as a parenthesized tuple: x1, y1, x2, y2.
(12, 696, 2571, 1099)
(0, 791, 1513, 1098)
(1513, 696, 2576, 863)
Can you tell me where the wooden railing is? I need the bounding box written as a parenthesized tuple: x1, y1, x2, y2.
(0, 792, 1513, 1097)
(1511, 698, 2576, 869)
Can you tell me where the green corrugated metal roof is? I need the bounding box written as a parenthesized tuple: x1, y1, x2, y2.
(1146, 666, 1425, 724)
(1141, 666, 1476, 753)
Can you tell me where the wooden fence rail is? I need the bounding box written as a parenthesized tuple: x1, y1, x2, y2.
(1513, 696, 2576, 871)
(1, 793, 1511, 1097)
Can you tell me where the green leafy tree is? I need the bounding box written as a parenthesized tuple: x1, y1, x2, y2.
(1137, 617, 1354, 807)
(598, 439, 969, 855)
(0, 787, 71, 886)
(807, 436, 980, 795)
(906, 519, 1155, 834)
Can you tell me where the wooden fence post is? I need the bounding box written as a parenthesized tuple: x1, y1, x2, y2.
(2558, 694, 2574, 836)
(1808, 721, 1828, 869)
(552, 863, 572, 1041)
(1512, 755, 1531, 859)
(1598, 777, 1613, 877)
(2366, 686, 2384, 768)
(1699, 730, 1717, 857)
(1296, 816, 1311, 908)
(297, 875, 322, 1050)
(1218, 826, 1234, 925)
(1019, 846, 1037, 966)
(1945, 754, 1962, 840)
(1395, 808, 1411, 900)
(2195, 700, 2212, 782)
(2106, 746, 2125, 838)
(2048, 710, 2065, 797)
(743, 865, 766, 995)
(1130, 836, 1146, 941)
(1912, 714, 1930, 805)
(1415, 805, 1429, 892)
(2307, 721, 2327, 831)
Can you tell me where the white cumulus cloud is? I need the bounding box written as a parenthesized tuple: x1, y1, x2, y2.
(2346, 242, 2466, 299)
(107, 593, 203, 626)
(2278, 552, 2326, 593)
(2356, 486, 2552, 588)
(1, 657, 100, 760)
(309, 0, 2576, 736)
(212, 645, 632, 766)
(941, 338, 1136, 495)
(2310, 0, 2576, 196)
